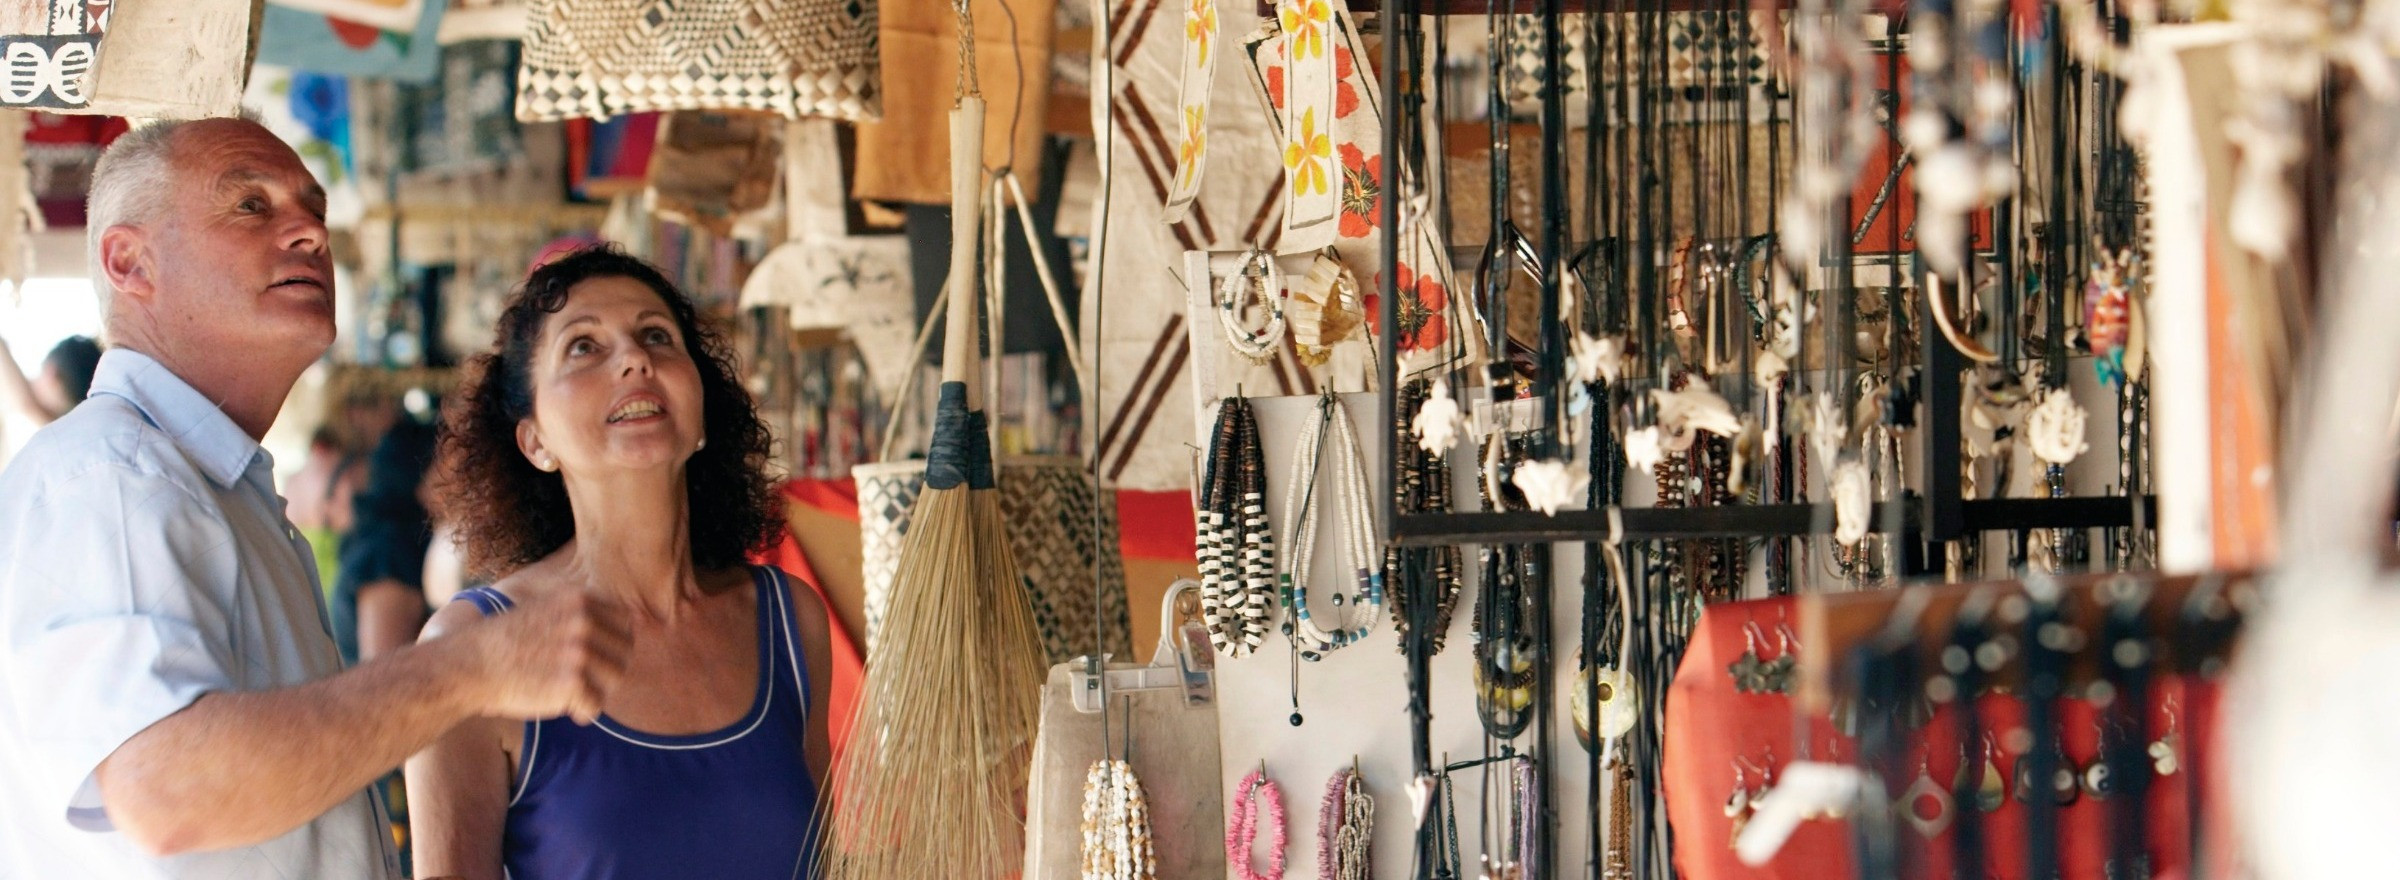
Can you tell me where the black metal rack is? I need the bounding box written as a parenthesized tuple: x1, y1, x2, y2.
(1366, 11, 2146, 558)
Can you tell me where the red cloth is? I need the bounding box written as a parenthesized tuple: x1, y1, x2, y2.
(1665, 597, 2209, 880)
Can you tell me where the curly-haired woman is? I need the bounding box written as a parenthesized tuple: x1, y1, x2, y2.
(406, 245, 831, 880)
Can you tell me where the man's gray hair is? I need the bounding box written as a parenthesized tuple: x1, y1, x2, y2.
(84, 118, 203, 322)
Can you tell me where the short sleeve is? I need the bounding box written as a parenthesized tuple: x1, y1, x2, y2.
(0, 462, 238, 828)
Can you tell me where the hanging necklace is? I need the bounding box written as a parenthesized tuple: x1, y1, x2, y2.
(1474, 435, 1538, 740)
(1227, 767, 1289, 880)
(1386, 379, 1464, 654)
(1197, 397, 1275, 656)
(1318, 766, 1374, 880)
(1080, 759, 1158, 879)
(1281, 390, 1385, 659)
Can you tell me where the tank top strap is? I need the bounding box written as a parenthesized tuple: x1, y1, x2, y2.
(452, 585, 516, 617)
(755, 565, 812, 716)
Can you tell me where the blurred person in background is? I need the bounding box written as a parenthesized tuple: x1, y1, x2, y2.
(335, 406, 439, 665)
(0, 334, 103, 426)
(284, 426, 368, 602)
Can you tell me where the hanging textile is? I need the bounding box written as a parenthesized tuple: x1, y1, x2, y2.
(256, 0, 445, 83)
(565, 112, 659, 201)
(389, 40, 523, 176)
(23, 111, 119, 227)
(0, 0, 250, 118)
(435, 0, 523, 43)
(1237, 0, 1471, 380)
(741, 118, 920, 390)
(848, 0, 1050, 204)
(515, 0, 881, 123)
(246, 66, 364, 227)
(644, 111, 782, 238)
(0, 0, 104, 111)
(1085, 0, 1288, 492)
(0, 111, 34, 292)
(852, 455, 1134, 666)
(265, 0, 423, 33)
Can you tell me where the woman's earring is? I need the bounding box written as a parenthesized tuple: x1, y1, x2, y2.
(536, 454, 557, 472)
(696, 437, 707, 451)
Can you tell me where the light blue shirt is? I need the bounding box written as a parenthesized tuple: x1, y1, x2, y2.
(0, 350, 397, 879)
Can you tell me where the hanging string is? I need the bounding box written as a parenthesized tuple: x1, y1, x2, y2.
(952, 0, 982, 100)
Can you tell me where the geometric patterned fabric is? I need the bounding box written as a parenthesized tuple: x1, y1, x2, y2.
(853, 456, 1134, 666)
(516, 0, 881, 122)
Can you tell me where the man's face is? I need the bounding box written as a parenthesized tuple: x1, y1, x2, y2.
(143, 120, 335, 362)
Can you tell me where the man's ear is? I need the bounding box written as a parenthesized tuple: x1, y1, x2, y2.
(98, 225, 154, 304)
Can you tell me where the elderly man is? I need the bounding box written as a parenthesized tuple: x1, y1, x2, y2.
(0, 118, 634, 877)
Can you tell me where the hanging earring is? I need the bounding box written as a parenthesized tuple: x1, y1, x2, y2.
(2050, 736, 2081, 807)
(2150, 696, 2181, 777)
(1976, 736, 2007, 813)
(1727, 623, 1767, 694)
(1724, 762, 1753, 843)
(1764, 625, 1799, 695)
(1900, 752, 1954, 837)
(2083, 721, 2117, 800)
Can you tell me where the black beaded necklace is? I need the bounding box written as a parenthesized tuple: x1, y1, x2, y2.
(1196, 397, 1275, 657)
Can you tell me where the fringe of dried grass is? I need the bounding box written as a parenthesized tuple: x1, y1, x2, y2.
(815, 486, 1047, 879)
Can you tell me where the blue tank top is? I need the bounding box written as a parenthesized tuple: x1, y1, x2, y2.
(453, 566, 819, 879)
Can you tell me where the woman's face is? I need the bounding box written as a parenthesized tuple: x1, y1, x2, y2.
(517, 276, 706, 478)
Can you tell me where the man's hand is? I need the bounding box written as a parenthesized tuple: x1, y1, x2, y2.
(456, 589, 633, 724)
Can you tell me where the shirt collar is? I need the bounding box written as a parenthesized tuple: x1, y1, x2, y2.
(87, 348, 265, 490)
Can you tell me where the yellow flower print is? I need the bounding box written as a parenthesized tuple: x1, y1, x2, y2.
(1177, 106, 1207, 187)
(1187, 0, 1216, 66)
(1281, 108, 1332, 197)
(1279, 0, 1329, 60)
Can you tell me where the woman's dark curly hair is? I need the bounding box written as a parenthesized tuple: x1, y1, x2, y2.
(435, 244, 782, 578)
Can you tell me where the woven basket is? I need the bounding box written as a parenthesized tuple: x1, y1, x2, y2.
(854, 454, 1133, 665)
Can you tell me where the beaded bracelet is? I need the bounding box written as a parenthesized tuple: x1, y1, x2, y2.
(1227, 768, 1288, 880)
(1217, 249, 1287, 362)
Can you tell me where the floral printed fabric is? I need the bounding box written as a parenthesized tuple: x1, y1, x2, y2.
(1240, 1, 1474, 379)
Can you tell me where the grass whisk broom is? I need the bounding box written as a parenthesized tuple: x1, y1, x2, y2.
(815, 96, 1049, 878)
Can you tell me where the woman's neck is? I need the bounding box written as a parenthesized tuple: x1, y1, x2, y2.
(561, 468, 700, 623)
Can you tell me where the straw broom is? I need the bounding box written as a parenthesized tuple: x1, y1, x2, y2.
(816, 98, 1048, 878)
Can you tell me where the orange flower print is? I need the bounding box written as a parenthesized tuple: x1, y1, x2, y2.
(1177, 106, 1206, 187)
(1187, 0, 1216, 66)
(1337, 143, 1380, 238)
(1266, 63, 1286, 111)
(1333, 46, 1359, 118)
(1282, 108, 1332, 197)
(1388, 260, 1450, 352)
